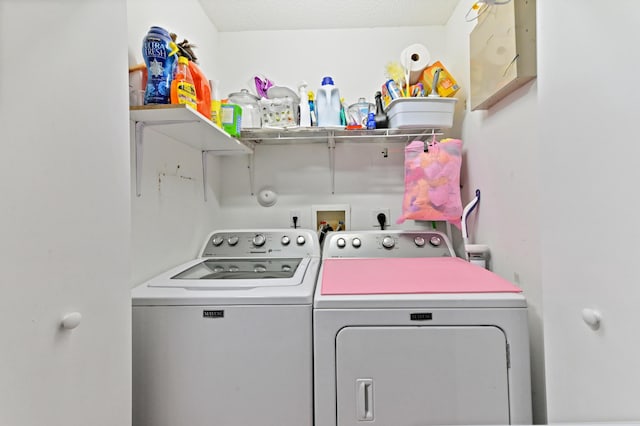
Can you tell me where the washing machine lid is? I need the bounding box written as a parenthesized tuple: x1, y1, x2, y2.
(149, 257, 310, 289)
(133, 256, 321, 306)
(321, 257, 522, 295)
(171, 258, 302, 280)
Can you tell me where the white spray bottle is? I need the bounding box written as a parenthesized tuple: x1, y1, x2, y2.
(298, 81, 311, 127)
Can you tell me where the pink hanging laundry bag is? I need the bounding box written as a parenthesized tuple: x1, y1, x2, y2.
(396, 139, 463, 227)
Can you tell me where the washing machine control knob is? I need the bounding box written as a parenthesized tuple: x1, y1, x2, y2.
(296, 235, 306, 245)
(252, 234, 266, 247)
(228, 236, 239, 246)
(382, 236, 395, 249)
(429, 236, 442, 247)
(212, 236, 224, 246)
(336, 238, 346, 248)
(352, 238, 362, 248)
(281, 236, 291, 245)
(414, 236, 425, 247)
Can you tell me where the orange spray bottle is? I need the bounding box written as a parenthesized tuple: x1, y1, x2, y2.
(171, 56, 197, 109)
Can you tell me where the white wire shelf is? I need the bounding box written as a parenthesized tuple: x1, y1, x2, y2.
(239, 127, 442, 145)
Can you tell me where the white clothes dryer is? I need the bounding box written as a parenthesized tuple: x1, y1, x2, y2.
(132, 229, 320, 426)
(313, 230, 532, 426)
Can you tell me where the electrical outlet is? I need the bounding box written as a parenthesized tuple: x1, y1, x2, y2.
(372, 208, 390, 228)
(289, 210, 301, 228)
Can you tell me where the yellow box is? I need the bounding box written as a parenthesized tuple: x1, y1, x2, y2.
(421, 61, 460, 98)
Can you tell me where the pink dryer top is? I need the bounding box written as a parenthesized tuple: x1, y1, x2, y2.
(321, 257, 522, 295)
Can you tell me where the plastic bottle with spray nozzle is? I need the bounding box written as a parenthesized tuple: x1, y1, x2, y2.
(374, 91, 388, 129)
(339, 97, 347, 126)
(210, 79, 222, 127)
(298, 81, 311, 127)
(170, 56, 197, 109)
(308, 91, 317, 126)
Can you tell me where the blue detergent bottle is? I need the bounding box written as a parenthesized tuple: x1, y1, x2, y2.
(142, 26, 179, 104)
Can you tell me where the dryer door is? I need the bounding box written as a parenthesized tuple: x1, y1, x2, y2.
(336, 326, 510, 425)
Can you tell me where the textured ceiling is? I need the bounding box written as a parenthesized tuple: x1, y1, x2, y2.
(198, 0, 460, 32)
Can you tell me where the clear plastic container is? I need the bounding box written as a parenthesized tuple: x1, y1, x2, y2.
(228, 89, 262, 128)
(347, 97, 375, 127)
(259, 98, 296, 128)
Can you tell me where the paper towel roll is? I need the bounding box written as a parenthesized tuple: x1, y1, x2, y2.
(400, 44, 431, 85)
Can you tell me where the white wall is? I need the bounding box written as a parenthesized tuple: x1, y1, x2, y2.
(217, 27, 446, 110)
(216, 26, 459, 238)
(445, 1, 546, 422)
(450, 0, 640, 422)
(127, 0, 220, 80)
(538, 0, 640, 422)
(218, 142, 409, 231)
(127, 0, 225, 284)
(0, 1, 131, 425)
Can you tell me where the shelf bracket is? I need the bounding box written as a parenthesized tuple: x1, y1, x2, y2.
(328, 131, 336, 194)
(134, 121, 145, 197)
(202, 151, 208, 202)
(132, 118, 199, 197)
(248, 153, 255, 196)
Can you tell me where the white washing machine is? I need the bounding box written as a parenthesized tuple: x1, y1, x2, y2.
(132, 229, 320, 426)
(314, 230, 532, 426)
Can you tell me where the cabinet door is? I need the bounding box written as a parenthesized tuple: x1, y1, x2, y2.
(0, 2, 131, 425)
(336, 326, 509, 425)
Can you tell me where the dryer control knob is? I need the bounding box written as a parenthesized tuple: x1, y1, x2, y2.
(252, 234, 266, 247)
(212, 236, 224, 246)
(429, 236, 442, 247)
(296, 235, 306, 245)
(382, 236, 395, 249)
(228, 236, 239, 246)
(281, 236, 291, 246)
(336, 238, 346, 248)
(352, 238, 362, 248)
(414, 236, 426, 247)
